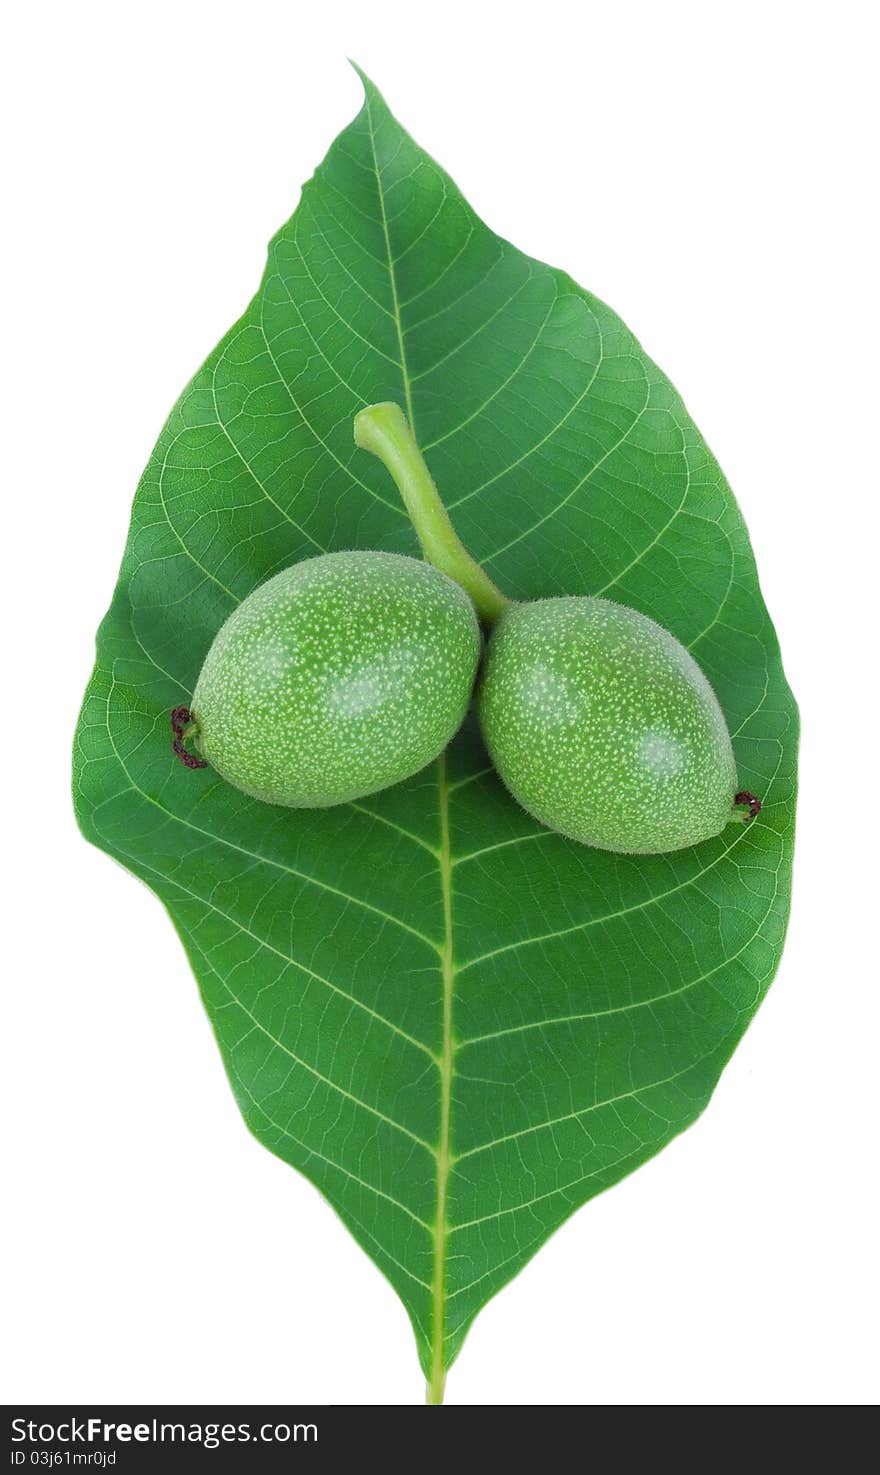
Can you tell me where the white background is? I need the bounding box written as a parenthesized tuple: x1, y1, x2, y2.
(3, 1, 878, 1407)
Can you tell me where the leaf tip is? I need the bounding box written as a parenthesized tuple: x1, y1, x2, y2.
(347, 58, 373, 93)
(347, 59, 391, 114)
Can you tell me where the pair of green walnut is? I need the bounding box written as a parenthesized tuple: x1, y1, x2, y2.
(175, 403, 759, 855)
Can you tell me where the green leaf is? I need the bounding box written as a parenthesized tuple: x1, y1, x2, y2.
(73, 71, 798, 1401)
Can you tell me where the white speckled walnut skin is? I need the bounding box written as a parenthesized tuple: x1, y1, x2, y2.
(193, 551, 481, 807)
(478, 597, 738, 854)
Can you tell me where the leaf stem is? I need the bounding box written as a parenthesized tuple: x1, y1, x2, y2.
(426, 1367, 447, 1405)
(354, 402, 510, 625)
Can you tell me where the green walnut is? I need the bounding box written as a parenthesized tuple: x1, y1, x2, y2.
(175, 550, 481, 807)
(478, 597, 741, 854)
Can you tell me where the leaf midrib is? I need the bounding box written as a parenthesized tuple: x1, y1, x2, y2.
(364, 85, 417, 431)
(432, 752, 454, 1400)
(361, 87, 455, 1392)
